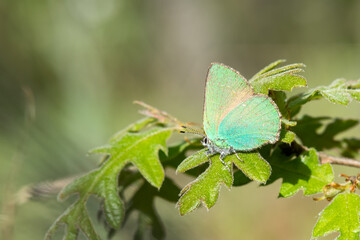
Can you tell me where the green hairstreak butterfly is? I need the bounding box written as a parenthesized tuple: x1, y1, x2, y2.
(185, 63, 281, 164)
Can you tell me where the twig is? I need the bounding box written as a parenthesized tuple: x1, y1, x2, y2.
(318, 152, 360, 168)
(291, 141, 360, 168)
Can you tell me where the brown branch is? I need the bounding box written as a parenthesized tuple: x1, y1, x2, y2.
(291, 142, 360, 168)
(318, 152, 360, 168)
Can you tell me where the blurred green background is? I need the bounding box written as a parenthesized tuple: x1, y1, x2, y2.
(1, 0, 360, 239)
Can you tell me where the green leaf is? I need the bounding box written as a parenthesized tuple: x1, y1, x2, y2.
(269, 91, 287, 114)
(251, 59, 286, 79)
(122, 178, 181, 240)
(250, 60, 307, 95)
(176, 149, 209, 173)
(46, 119, 173, 239)
(161, 139, 207, 179)
(272, 89, 297, 145)
(45, 202, 101, 240)
(279, 129, 296, 144)
(177, 149, 271, 183)
(176, 151, 233, 215)
(267, 148, 333, 197)
(110, 117, 157, 143)
(288, 78, 360, 117)
(92, 127, 172, 188)
(292, 115, 359, 151)
(313, 193, 360, 240)
(176, 149, 271, 215)
(231, 152, 271, 184)
(161, 139, 198, 163)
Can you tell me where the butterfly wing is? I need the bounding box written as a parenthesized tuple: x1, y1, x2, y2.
(218, 94, 281, 151)
(203, 63, 253, 140)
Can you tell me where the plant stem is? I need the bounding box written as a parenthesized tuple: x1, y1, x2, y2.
(291, 141, 360, 168)
(318, 152, 360, 168)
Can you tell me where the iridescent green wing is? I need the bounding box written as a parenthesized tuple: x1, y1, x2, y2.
(203, 63, 253, 140)
(218, 95, 281, 151)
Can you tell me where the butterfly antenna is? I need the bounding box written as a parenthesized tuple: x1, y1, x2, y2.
(179, 126, 205, 137)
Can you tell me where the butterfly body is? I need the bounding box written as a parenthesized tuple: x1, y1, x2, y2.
(202, 138, 234, 160)
(202, 63, 281, 161)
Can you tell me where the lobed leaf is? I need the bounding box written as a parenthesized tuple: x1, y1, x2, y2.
(46, 119, 173, 239)
(176, 149, 271, 215)
(177, 149, 271, 182)
(250, 59, 286, 79)
(312, 193, 360, 240)
(176, 152, 233, 215)
(288, 78, 360, 117)
(250, 60, 307, 95)
(292, 115, 359, 152)
(267, 148, 333, 197)
(58, 167, 127, 231)
(45, 202, 101, 240)
(92, 127, 172, 188)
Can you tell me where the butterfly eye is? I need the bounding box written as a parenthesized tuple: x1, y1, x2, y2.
(203, 137, 208, 144)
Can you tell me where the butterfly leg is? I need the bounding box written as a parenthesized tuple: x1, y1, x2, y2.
(204, 150, 213, 166)
(219, 153, 231, 173)
(230, 147, 244, 163)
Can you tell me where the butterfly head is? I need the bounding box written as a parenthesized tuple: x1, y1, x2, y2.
(179, 125, 212, 148)
(201, 137, 210, 148)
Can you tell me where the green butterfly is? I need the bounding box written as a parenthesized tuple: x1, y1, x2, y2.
(185, 63, 281, 164)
